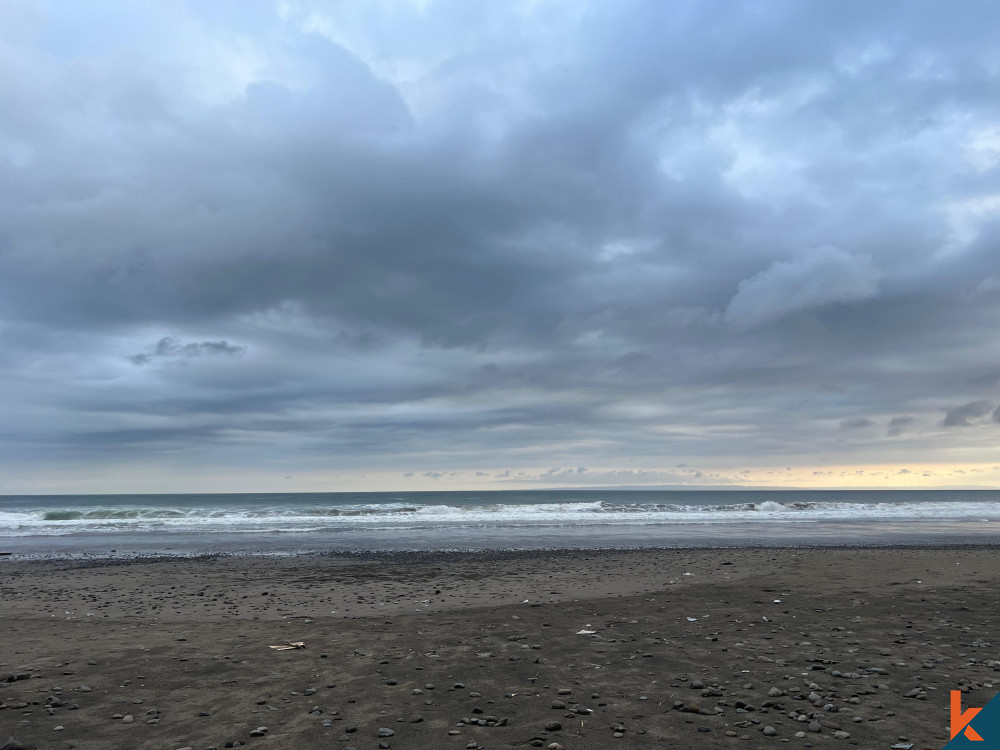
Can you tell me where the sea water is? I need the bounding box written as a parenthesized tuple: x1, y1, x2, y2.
(1, 489, 1000, 558)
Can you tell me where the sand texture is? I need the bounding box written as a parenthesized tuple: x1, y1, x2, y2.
(2, 546, 999, 749)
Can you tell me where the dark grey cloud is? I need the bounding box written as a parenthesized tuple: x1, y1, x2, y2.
(2, 0, 1000, 489)
(943, 400, 994, 427)
(127, 337, 246, 366)
(887, 416, 915, 437)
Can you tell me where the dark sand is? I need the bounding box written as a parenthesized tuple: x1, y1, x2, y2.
(2, 546, 998, 749)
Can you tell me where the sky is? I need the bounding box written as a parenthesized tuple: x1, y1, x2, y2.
(3, 0, 1000, 494)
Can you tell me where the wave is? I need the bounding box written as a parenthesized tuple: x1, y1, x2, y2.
(2, 498, 1000, 537)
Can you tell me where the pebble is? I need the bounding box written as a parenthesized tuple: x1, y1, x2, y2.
(763, 726, 777, 736)
(122, 715, 134, 724)
(377, 727, 394, 737)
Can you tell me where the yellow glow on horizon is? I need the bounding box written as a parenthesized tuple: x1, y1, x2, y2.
(2, 461, 998, 495)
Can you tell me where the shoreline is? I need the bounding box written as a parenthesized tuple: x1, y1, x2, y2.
(3, 537, 1000, 564)
(3, 545, 998, 749)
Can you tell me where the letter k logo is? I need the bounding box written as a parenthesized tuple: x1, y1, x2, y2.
(953, 691, 984, 741)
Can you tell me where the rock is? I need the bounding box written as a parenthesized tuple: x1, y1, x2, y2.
(834, 730, 851, 739)
(377, 728, 394, 737)
(808, 721, 821, 732)
(690, 680, 704, 689)
(122, 715, 134, 724)
(544, 721, 562, 731)
(767, 687, 783, 697)
(763, 726, 777, 736)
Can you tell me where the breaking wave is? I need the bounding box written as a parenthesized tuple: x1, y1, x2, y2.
(2, 496, 1000, 538)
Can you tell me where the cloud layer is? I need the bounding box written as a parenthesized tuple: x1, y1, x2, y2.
(2, 0, 1000, 491)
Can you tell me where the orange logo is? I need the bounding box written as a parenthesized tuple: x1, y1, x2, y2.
(953, 690, 984, 741)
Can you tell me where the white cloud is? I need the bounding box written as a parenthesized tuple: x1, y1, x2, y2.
(966, 126, 1000, 171)
(725, 246, 880, 330)
(943, 193, 1000, 256)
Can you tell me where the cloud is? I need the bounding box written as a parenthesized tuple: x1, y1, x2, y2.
(840, 417, 875, 430)
(127, 337, 246, 366)
(2, 2, 1000, 490)
(887, 415, 914, 436)
(943, 400, 994, 427)
(725, 247, 880, 331)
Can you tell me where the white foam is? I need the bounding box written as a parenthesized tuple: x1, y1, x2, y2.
(755, 501, 787, 512)
(2, 499, 1000, 537)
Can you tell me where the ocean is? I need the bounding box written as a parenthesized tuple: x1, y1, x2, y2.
(2, 489, 1000, 558)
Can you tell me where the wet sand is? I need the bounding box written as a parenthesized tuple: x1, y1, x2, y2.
(2, 546, 998, 749)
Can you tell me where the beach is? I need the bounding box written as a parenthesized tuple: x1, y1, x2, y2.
(2, 546, 997, 749)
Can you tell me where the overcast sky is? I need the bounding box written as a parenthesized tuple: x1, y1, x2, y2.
(3, 0, 1000, 494)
